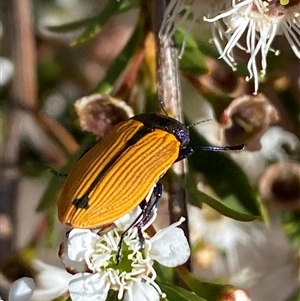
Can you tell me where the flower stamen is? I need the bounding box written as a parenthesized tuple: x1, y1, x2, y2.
(61, 215, 189, 301)
(203, 0, 300, 92)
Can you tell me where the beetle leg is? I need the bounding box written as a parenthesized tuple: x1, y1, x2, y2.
(128, 183, 163, 255)
(116, 183, 163, 264)
(138, 182, 163, 227)
(116, 208, 145, 264)
(139, 199, 148, 211)
(137, 226, 145, 250)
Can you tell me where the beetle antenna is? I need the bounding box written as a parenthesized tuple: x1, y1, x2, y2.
(48, 167, 67, 177)
(197, 144, 245, 152)
(160, 101, 169, 116)
(158, 95, 168, 116)
(176, 143, 245, 161)
(187, 118, 212, 128)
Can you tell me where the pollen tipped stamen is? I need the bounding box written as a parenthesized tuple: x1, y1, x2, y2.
(200, 0, 300, 92)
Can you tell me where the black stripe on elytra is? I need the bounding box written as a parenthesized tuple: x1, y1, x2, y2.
(72, 126, 153, 209)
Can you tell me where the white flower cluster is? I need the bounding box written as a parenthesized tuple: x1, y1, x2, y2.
(1, 209, 189, 301)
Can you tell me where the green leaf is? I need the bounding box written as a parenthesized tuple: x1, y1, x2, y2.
(174, 29, 208, 75)
(159, 282, 207, 301)
(48, 0, 138, 44)
(73, 0, 138, 45)
(175, 268, 235, 301)
(153, 262, 174, 283)
(190, 31, 249, 78)
(47, 16, 100, 33)
(282, 211, 300, 250)
(187, 126, 263, 220)
(286, 288, 300, 301)
(36, 172, 65, 212)
(106, 290, 119, 301)
(44, 206, 58, 247)
(182, 170, 259, 221)
(73, 22, 102, 45)
(94, 22, 143, 94)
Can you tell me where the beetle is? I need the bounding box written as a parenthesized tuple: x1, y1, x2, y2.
(58, 113, 243, 229)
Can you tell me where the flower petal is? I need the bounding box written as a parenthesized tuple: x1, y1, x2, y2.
(150, 218, 190, 267)
(8, 277, 35, 301)
(30, 260, 71, 301)
(114, 207, 142, 230)
(69, 273, 110, 301)
(124, 282, 160, 301)
(68, 229, 98, 261)
(0, 57, 14, 86)
(61, 252, 87, 273)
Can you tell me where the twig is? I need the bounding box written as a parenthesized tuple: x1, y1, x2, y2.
(0, 0, 38, 265)
(152, 0, 191, 272)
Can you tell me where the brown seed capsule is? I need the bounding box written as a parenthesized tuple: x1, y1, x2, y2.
(74, 94, 134, 136)
(259, 162, 300, 210)
(219, 93, 279, 150)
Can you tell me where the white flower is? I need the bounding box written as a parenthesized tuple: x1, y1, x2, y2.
(30, 260, 71, 301)
(203, 0, 300, 92)
(190, 205, 299, 301)
(0, 57, 14, 86)
(61, 217, 190, 301)
(189, 206, 265, 277)
(1, 260, 72, 301)
(0, 259, 71, 301)
(1, 277, 35, 301)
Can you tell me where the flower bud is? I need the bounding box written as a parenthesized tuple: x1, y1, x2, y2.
(219, 287, 251, 301)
